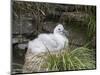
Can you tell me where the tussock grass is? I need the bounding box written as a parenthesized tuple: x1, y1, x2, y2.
(88, 16, 96, 39)
(43, 47, 96, 71)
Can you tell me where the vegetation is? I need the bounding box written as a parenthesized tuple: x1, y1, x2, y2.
(87, 16, 96, 39)
(44, 47, 95, 71)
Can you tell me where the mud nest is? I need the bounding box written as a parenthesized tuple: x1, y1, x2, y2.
(22, 49, 66, 73)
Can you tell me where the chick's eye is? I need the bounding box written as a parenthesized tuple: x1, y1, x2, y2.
(58, 28, 61, 30)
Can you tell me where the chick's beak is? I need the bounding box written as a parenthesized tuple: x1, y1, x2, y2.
(63, 30, 69, 37)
